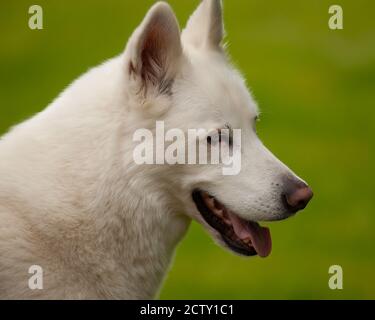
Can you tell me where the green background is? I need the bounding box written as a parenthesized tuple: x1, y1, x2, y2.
(1, 1, 374, 299)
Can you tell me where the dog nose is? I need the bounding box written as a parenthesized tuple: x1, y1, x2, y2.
(283, 181, 313, 213)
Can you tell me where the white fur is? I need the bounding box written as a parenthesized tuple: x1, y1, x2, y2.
(0, 1, 305, 299)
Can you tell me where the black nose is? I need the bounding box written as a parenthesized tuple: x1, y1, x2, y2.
(283, 180, 313, 213)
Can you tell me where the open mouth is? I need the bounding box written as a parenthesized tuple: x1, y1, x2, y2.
(192, 190, 272, 257)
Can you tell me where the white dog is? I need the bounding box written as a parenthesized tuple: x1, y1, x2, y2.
(0, 0, 313, 299)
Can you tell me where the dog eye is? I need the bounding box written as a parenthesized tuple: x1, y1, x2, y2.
(207, 132, 218, 145)
(207, 130, 232, 146)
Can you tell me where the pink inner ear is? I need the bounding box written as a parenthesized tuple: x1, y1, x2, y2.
(140, 24, 166, 86)
(127, 3, 182, 95)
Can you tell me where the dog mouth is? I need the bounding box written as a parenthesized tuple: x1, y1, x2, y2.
(192, 190, 272, 257)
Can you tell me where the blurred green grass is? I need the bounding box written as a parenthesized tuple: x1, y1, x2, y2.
(1, 0, 374, 299)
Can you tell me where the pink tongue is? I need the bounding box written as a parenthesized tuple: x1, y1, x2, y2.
(229, 212, 272, 258)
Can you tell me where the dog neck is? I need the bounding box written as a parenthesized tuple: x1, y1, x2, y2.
(90, 173, 191, 299)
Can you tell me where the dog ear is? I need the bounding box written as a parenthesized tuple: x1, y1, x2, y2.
(126, 2, 182, 95)
(182, 0, 224, 51)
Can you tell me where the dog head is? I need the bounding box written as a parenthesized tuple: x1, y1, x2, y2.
(125, 1, 313, 257)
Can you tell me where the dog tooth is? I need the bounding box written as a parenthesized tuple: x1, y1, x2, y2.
(243, 237, 252, 244)
(214, 209, 224, 216)
(207, 198, 215, 209)
(214, 199, 223, 210)
(223, 217, 232, 225)
(202, 192, 210, 200)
